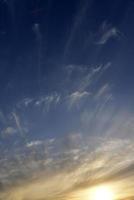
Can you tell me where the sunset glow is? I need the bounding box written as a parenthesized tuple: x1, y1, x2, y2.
(89, 185, 115, 200)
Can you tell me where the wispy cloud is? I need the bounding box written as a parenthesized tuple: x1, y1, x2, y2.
(15, 63, 111, 115)
(64, 63, 111, 94)
(1, 126, 17, 137)
(1, 136, 134, 200)
(18, 98, 34, 107)
(67, 91, 89, 109)
(26, 140, 43, 148)
(17, 93, 61, 112)
(94, 83, 112, 101)
(33, 23, 42, 42)
(63, 0, 93, 59)
(95, 21, 121, 45)
(78, 63, 111, 92)
(35, 93, 61, 112)
(12, 112, 25, 138)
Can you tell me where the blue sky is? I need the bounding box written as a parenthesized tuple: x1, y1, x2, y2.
(0, 0, 134, 199)
(0, 0, 134, 140)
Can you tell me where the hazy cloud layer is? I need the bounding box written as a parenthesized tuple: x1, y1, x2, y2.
(0, 136, 134, 200)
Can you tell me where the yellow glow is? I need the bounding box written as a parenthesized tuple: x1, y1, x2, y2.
(89, 185, 115, 200)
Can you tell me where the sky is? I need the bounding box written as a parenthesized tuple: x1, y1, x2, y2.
(0, 0, 134, 199)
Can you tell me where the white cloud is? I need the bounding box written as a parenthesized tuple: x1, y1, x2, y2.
(17, 98, 34, 108)
(12, 112, 25, 138)
(95, 21, 121, 45)
(64, 63, 111, 95)
(23, 98, 33, 106)
(1, 127, 17, 136)
(44, 93, 60, 109)
(63, 0, 90, 59)
(16, 91, 62, 116)
(26, 140, 43, 148)
(35, 93, 61, 112)
(78, 63, 111, 92)
(34, 96, 46, 106)
(67, 91, 89, 109)
(95, 83, 111, 100)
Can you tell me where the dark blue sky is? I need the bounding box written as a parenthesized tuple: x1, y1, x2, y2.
(0, 0, 134, 142)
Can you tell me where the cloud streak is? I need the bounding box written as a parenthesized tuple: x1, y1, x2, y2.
(63, 0, 93, 59)
(67, 91, 89, 109)
(95, 22, 121, 45)
(0, 136, 134, 200)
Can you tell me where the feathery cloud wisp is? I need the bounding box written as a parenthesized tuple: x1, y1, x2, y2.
(95, 22, 121, 45)
(67, 91, 89, 109)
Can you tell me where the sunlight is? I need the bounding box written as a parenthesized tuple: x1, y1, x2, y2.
(89, 185, 115, 200)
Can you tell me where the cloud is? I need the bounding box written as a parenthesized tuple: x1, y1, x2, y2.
(67, 91, 89, 109)
(95, 21, 121, 45)
(14, 63, 111, 115)
(12, 112, 25, 138)
(63, 0, 92, 59)
(18, 98, 34, 107)
(26, 140, 43, 148)
(1, 126, 17, 137)
(1, 136, 134, 200)
(64, 63, 111, 95)
(33, 23, 42, 41)
(78, 63, 111, 92)
(35, 93, 61, 112)
(17, 93, 61, 113)
(94, 83, 112, 101)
